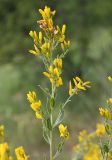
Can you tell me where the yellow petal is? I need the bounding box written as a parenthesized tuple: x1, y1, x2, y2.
(39, 32, 42, 43)
(31, 101, 42, 111)
(43, 72, 51, 78)
(62, 24, 66, 35)
(35, 112, 42, 119)
(29, 50, 38, 56)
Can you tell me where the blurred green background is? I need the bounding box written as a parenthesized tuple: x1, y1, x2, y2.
(0, 0, 112, 159)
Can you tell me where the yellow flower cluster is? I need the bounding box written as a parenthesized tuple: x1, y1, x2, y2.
(43, 58, 63, 87)
(0, 125, 13, 160)
(0, 125, 29, 160)
(27, 91, 42, 119)
(29, 31, 42, 56)
(0, 143, 13, 160)
(99, 107, 112, 120)
(73, 129, 102, 160)
(95, 123, 106, 138)
(84, 144, 101, 160)
(29, 6, 70, 58)
(38, 6, 70, 44)
(38, 6, 56, 33)
(29, 30, 52, 57)
(15, 146, 28, 160)
(69, 76, 91, 95)
(58, 124, 69, 140)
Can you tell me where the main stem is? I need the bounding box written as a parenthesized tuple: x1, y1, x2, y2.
(50, 84, 54, 160)
(50, 114, 53, 160)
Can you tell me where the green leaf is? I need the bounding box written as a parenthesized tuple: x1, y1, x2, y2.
(47, 118, 52, 130)
(53, 109, 64, 128)
(42, 119, 50, 144)
(43, 129, 50, 144)
(105, 124, 111, 135)
(102, 143, 109, 153)
(58, 141, 64, 153)
(53, 140, 64, 159)
(46, 98, 55, 114)
(50, 97, 55, 108)
(46, 99, 51, 114)
(43, 122, 50, 144)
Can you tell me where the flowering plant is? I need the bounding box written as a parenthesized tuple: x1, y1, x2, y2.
(0, 5, 112, 160)
(0, 6, 91, 160)
(26, 6, 91, 160)
(72, 76, 112, 160)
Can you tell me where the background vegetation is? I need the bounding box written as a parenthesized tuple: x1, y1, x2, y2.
(0, 0, 112, 159)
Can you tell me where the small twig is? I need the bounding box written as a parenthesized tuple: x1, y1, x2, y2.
(38, 85, 50, 97)
(62, 95, 73, 109)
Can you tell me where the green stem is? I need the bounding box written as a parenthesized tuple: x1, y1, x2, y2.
(62, 94, 73, 109)
(50, 84, 55, 160)
(50, 118, 53, 160)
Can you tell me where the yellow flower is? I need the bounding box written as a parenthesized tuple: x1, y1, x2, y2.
(108, 76, 112, 82)
(53, 68, 60, 77)
(0, 143, 10, 160)
(0, 125, 4, 138)
(55, 77, 63, 87)
(29, 31, 38, 44)
(99, 107, 112, 120)
(38, 6, 55, 32)
(107, 98, 112, 105)
(78, 130, 87, 142)
(69, 81, 74, 96)
(96, 123, 106, 137)
(43, 72, 51, 79)
(74, 77, 91, 93)
(58, 124, 69, 140)
(27, 91, 36, 103)
(29, 44, 39, 56)
(27, 91, 42, 119)
(43, 70, 63, 87)
(29, 30, 42, 44)
(43, 59, 63, 87)
(56, 25, 66, 43)
(31, 101, 42, 111)
(41, 42, 51, 57)
(59, 34, 65, 43)
(15, 146, 28, 160)
(39, 6, 56, 20)
(29, 31, 43, 56)
(39, 32, 43, 44)
(61, 40, 70, 51)
(84, 144, 101, 160)
(35, 111, 42, 119)
(53, 58, 62, 69)
(62, 25, 66, 35)
(29, 49, 38, 56)
(69, 76, 91, 95)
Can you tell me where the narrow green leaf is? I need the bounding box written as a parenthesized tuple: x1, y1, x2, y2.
(47, 118, 52, 130)
(46, 99, 51, 114)
(103, 143, 109, 153)
(105, 124, 111, 135)
(50, 97, 55, 108)
(43, 130, 50, 144)
(53, 109, 64, 128)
